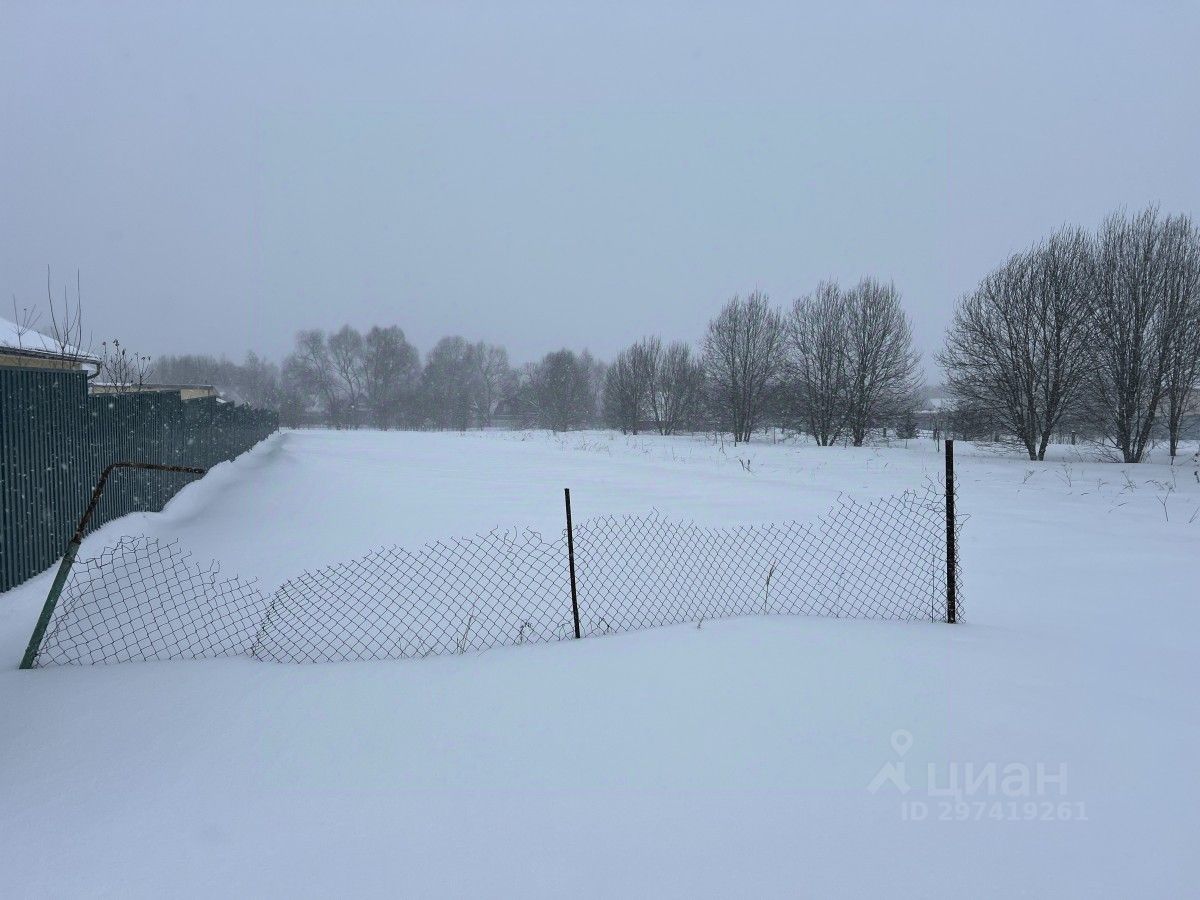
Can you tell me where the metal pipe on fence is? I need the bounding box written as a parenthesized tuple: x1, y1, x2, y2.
(944, 439, 957, 624)
(564, 488, 581, 639)
(18, 461, 207, 670)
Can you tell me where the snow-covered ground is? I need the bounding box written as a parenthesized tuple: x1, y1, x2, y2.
(1, 429, 1197, 897)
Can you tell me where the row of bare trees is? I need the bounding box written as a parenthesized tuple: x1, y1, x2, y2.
(8, 266, 921, 446)
(604, 337, 705, 435)
(941, 206, 1200, 462)
(21, 206, 1197, 460)
(603, 282, 921, 445)
(281, 326, 504, 429)
(268, 325, 609, 431)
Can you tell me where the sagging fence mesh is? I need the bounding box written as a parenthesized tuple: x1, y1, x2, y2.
(35, 537, 269, 665)
(30, 479, 961, 667)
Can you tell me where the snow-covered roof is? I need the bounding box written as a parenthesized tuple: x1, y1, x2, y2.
(0, 315, 99, 362)
(919, 396, 954, 411)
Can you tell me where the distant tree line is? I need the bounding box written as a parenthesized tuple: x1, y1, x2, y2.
(155, 330, 604, 432)
(148, 203, 1199, 463)
(940, 205, 1200, 462)
(151, 352, 281, 408)
(154, 283, 924, 445)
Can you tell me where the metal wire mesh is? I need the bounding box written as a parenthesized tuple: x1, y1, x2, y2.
(35, 536, 268, 665)
(253, 529, 573, 663)
(30, 479, 962, 667)
(573, 484, 949, 637)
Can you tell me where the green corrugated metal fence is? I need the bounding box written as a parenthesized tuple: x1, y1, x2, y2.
(0, 367, 278, 592)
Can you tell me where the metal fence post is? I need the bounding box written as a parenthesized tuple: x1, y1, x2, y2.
(564, 488, 581, 639)
(944, 439, 957, 624)
(18, 461, 206, 669)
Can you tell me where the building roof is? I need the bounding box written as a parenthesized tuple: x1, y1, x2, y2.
(90, 382, 216, 391)
(0, 315, 100, 363)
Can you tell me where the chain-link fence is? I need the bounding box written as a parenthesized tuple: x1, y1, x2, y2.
(35, 536, 269, 666)
(28, 472, 962, 668)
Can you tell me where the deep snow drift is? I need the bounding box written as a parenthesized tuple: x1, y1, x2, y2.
(1, 429, 1197, 897)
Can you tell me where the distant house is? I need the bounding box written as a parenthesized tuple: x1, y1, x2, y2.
(3, 317, 220, 402)
(914, 395, 953, 434)
(0, 316, 101, 375)
(89, 382, 219, 401)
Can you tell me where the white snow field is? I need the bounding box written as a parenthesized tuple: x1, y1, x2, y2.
(1, 428, 1197, 897)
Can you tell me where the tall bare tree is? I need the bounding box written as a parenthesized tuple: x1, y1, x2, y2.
(787, 281, 850, 446)
(362, 325, 420, 428)
(603, 346, 644, 433)
(1159, 214, 1200, 459)
(327, 325, 366, 425)
(422, 336, 480, 430)
(940, 227, 1094, 460)
(526, 348, 597, 431)
(654, 341, 704, 435)
(472, 342, 515, 428)
(1082, 207, 1175, 463)
(702, 291, 785, 443)
(628, 336, 662, 428)
(843, 278, 921, 446)
(45, 267, 93, 367)
(287, 329, 344, 426)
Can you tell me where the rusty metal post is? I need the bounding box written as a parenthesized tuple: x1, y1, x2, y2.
(564, 488, 581, 639)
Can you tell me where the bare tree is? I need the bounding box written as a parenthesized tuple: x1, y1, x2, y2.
(1082, 207, 1175, 463)
(287, 329, 345, 426)
(45, 267, 93, 366)
(603, 346, 644, 434)
(843, 278, 921, 446)
(628, 336, 662, 429)
(1159, 214, 1200, 459)
(654, 341, 704, 435)
(472, 342, 515, 428)
(327, 325, 366, 425)
(702, 291, 785, 443)
(787, 281, 850, 446)
(231, 352, 282, 409)
(98, 339, 151, 393)
(940, 227, 1094, 460)
(580, 349, 607, 425)
(527, 348, 597, 432)
(9, 295, 44, 354)
(422, 336, 480, 430)
(362, 325, 421, 428)
(10, 267, 96, 371)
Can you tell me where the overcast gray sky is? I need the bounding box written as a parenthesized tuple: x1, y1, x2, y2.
(3, 1, 1198, 369)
